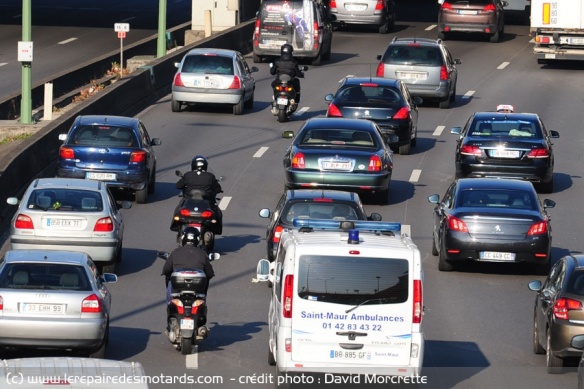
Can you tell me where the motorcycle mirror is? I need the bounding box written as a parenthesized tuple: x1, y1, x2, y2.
(269, 62, 274, 68)
(302, 66, 309, 71)
(157, 251, 170, 260)
(175, 170, 183, 177)
(208, 253, 220, 261)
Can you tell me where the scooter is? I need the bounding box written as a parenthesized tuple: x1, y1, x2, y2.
(269, 64, 308, 123)
(170, 170, 223, 252)
(158, 251, 219, 355)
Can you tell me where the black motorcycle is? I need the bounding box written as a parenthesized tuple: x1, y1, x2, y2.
(270, 65, 308, 123)
(170, 170, 223, 252)
(158, 251, 219, 355)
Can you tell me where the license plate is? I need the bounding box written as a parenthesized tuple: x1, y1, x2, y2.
(489, 149, 520, 158)
(47, 219, 81, 228)
(568, 37, 584, 44)
(321, 161, 352, 171)
(458, 10, 478, 15)
(329, 350, 371, 360)
(396, 71, 427, 80)
(346, 4, 367, 11)
(86, 172, 116, 181)
(277, 97, 288, 105)
(479, 251, 516, 261)
(264, 39, 287, 48)
(180, 318, 195, 330)
(21, 303, 65, 314)
(194, 79, 219, 88)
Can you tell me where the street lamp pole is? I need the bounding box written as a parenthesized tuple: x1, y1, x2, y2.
(21, 0, 32, 124)
(157, 0, 167, 58)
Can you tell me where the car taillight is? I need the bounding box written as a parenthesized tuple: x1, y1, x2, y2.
(368, 155, 382, 171)
(0, 296, 3, 311)
(527, 221, 548, 235)
(460, 145, 483, 157)
(441, 2, 453, 9)
(447, 215, 468, 232)
(527, 148, 550, 158)
(283, 274, 294, 318)
(393, 107, 409, 119)
(173, 73, 184, 87)
(536, 36, 551, 44)
(82, 294, 102, 313)
(483, 3, 496, 11)
(327, 103, 343, 117)
(171, 298, 184, 315)
(179, 208, 191, 217)
(292, 152, 305, 169)
(375, 0, 384, 11)
(15, 214, 34, 229)
(329, 0, 337, 9)
(59, 146, 75, 160)
(273, 225, 284, 243)
(440, 65, 449, 81)
(228, 75, 241, 89)
(376, 62, 385, 77)
(130, 151, 147, 163)
(413, 280, 422, 324)
(253, 19, 260, 45)
(201, 210, 214, 218)
(94, 217, 114, 232)
(554, 298, 583, 320)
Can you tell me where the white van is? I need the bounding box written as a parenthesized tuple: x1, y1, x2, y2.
(256, 219, 424, 386)
(0, 357, 149, 388)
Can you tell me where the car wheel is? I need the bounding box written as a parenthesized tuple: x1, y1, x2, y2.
(438, 31, 448, 40)
(399, 142, 411, 155)
(374, 188, 389, 205)
(135, 186, 148, 204)
(533, 315, 545, 354)
(89, 325, 108, 359)
(115, 242, 123, 263)
(438, 243, 454, 272)
(450, 86, 456, 102)
(431, 234, 439, 256)
(312, 53, 322, 66)
(539, 178, 554, 194)
(253, 52, 262, 64)
(546, 328, 564, 373)
(378, 17, 390, 34)
(101, 261, 116, 274)
(171, 98, 181, 112)
(439, 99, 450, 109)
(148, 165, 156, 194)
(489, 30, 500, 43)
(537, 58, 548, 65)
(244, 90, 254, 109)
(268, 345, 276, 366)
(233, 97, 244, 115)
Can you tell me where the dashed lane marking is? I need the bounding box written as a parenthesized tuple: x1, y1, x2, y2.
(409, 169, 422, 183)
(433, 125, 445, 136)
(219, 196, 231, 211)
(253, 146, 269, 158)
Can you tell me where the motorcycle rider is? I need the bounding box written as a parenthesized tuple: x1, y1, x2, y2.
(270, 43, 304, 106)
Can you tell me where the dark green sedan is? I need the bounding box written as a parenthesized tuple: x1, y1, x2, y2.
(283, 118, 394, 204)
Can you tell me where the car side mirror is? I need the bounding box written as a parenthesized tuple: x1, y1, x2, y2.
(549, 130, 559, 138)
(454, 59, 462, 65)
(174, 62, 180, 69)
(58, 134, 67, 142)
(428, 194, 440, 204)
(451, 127, 462, 135)
(369, 212, 382, 221)
(324, 93, 334, 102)
(528, 280, 543, 291)
(151, 138, 162, 146)
(101, 273, 118, 283)
(543, 199, 556, 209)
(208, 253, 220, 261)
(413, 97, 423, 106)
(259, 208, 271, 218)
(256, 259, 271, 282)
(572, 335, 584, 350)
(157, 251, 170, 260)
(385, 133, 399, 144)
(175, 170, 183, 177)
(376, 54, 382, 61)
(282, 131, 295, 139)
(250, 66, 259, 73)
(120, 200, 132, 210)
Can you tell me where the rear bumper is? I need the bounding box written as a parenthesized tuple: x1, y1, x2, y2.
(331, 13, 387, 27)
(10, 238, 118, 263)
(172, 88, 243, 105)
(285, 170, 391, 194)
(456, 161, 553, 183)
(57, 167, 148, 191)
(549, 319, 584, 359)
(406, 81, 451, 101)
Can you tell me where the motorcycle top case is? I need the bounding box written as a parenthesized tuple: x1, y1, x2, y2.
(170, 270, 207, 292)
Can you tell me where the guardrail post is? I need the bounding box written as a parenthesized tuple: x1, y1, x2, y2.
(42, 82, 53, 121)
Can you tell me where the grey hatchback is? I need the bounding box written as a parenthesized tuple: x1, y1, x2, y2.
(329, 0, 396, 34)
(438, 0, 508, 43)
(376, 37, 461, 109)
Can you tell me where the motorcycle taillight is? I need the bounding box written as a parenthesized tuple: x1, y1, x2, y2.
(179, 208, 191, 217)
(201, 210, 213, 218)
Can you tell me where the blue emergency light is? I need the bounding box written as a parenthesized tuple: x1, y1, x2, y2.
(292, 218, 401, 233)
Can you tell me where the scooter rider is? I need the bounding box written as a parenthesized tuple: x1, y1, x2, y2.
(270, 43, 304, 104)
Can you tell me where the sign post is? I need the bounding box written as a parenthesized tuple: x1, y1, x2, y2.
(114, 23, 130, 78)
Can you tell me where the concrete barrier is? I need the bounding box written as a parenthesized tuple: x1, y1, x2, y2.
(0, 20, 255, 234)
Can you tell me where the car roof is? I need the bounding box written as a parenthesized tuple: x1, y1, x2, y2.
(30, 177, 106, 191)
(301, 117, 379, 131)
(3, 250, 89, 265)
(74, 115, 138, 127)
(286, 189, 361, 202)
(456, 178, 535, 191)
(341, 77, 401, 88)
(184, 48, 239, 57)
(472, 112, 540, 121)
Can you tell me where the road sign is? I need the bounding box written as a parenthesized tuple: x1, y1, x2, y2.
(117, 32, 126, 39)
(114, 23, 130, 32)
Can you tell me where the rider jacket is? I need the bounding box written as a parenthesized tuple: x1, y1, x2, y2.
(176, 170, 222, 202)
(162, 245, 215, 284)
(270, 51, 304, 82)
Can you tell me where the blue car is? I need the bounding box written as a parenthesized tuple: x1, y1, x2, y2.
(57, 115, 161, 203)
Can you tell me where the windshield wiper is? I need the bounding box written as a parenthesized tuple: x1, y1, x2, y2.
(345, 297, 395, 314)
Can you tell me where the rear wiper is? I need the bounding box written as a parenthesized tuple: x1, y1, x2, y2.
(345, 297, 395, 314)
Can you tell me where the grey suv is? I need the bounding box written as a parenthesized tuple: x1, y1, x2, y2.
(329, 0, 396, 34)
(438, 0, 508, 43)
(376, 37, 461, 109)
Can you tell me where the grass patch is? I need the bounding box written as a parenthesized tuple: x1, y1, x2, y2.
(0, 132, 34, 145)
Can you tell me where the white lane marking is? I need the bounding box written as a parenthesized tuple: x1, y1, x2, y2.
(0, 63, 7, 67)
(497, 62, 510, 70)
(219, 196, 232, 211)
(58, 38, 78, 45)
(425, 25, 437, 31)
(409, 169, 422, 183)
(401, 224, 411, 237)
(462, 90, 475, 99)
(433, 125, 445, 136)
(253, 146, 269, 158)
(293, 106, 310, 116)
(185, 346, 198, 369)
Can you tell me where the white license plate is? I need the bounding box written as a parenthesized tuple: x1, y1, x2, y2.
(480, 251, 516, 261)
(458, 10, 478, 15)
(194, 79, 219, 88)
(329, 350, 371, 360)
(47, 219, 81, 228)
(489, 149, 520, 158)
(568, 38, 584, 45)
(180, 318, 195, 330)
(22, 303, 65, 314)
(346, 4, 367, 11)
(277, 97, 288, 105)
(86, 172, 117, 181)
(264, 40, 287, 48)
(321, 161, 352, 171)
(396, 72, 427, 80)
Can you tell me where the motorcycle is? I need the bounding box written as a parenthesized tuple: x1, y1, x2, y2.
(158, 251, 220, 355)
(170, 170, 223, 252)
(269, 64, 308, 123)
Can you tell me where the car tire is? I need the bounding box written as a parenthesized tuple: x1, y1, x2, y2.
(135, 186, 148, 204)
(101, 261, 116, 274)
(546, 328, 564, 373)
(148, 165, 156, 194)
(312, 53, 322, 66)
(399, 142, 411, 155)
(115, 242, 123, 263)
(268, 345, 276, 366)
(438, 243, 454, 272)
(171, 98, 181, 112)
(537, 59, 548, 65)
(378, 17, 390, 34)
(439, 99, 450, 109)
(244, 90, 255, 109)
(253, 52, 262, 64)
(438, 31, 448, 40)
(533, 316, 545, 354)
(489, 30, 500, 43)
(450, 86, 456, 102)
(431, 234, 439, 256)
(89, 325, 108, 359)
(233, 97, 244, 115)
(374, 188, 389, 205)
(539, 178, 554, 194)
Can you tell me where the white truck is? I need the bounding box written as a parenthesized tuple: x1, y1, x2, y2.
(531, 0, 584, 63)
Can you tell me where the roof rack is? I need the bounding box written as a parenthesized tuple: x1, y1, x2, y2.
(292, 218, 401, 233)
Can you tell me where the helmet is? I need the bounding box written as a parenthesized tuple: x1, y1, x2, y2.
(281, 44, 293, 56)
(191, 155, 208, 172)
(181, 227, 201, 246)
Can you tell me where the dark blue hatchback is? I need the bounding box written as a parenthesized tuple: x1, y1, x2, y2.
(57, 115, 161, 203)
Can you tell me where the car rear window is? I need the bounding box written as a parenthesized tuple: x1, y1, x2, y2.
(567, 271, 584, 296)
(297, 255, 409, 305)
(181, 54, 234, 75)
(448, 0, 494, 6)
(384, 45, 443, 66)
(337, 85, 403, 105)
(0, 263, 91, 291)
(282, 201, 362, 223)
(468, 120, 542, 139)
(27, 189, 104, 212)
(299, 129, 378, 147)
(457, 189, 537, 210)
(69, 125, 139, 147)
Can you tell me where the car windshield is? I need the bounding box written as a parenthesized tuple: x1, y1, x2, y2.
(0, 263, 91, 291)
(299, 128, 378, 147)
(468, 120, 542, 139)
(70, 125, 139, 147)
(456, 189, 537, 210)
(337, 85, 402, 105)
(385, 45, 443, 66)
(27, 189, 104, 212)
(282, 201, 361, 223)
(181, 54, 234, 75)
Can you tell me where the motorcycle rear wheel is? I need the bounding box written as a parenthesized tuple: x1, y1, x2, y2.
(277, 109, 287, 123)
(181, 336, 193, 355)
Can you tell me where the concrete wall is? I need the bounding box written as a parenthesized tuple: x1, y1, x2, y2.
(0, 20, 255, 233)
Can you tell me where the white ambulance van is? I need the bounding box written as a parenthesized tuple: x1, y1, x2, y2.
(256, 219, 424, 386)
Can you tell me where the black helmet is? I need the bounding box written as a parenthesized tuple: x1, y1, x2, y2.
(281, 44, 293, 56)
(181, 227, 201, 246)
(191, 155, 208, 172)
